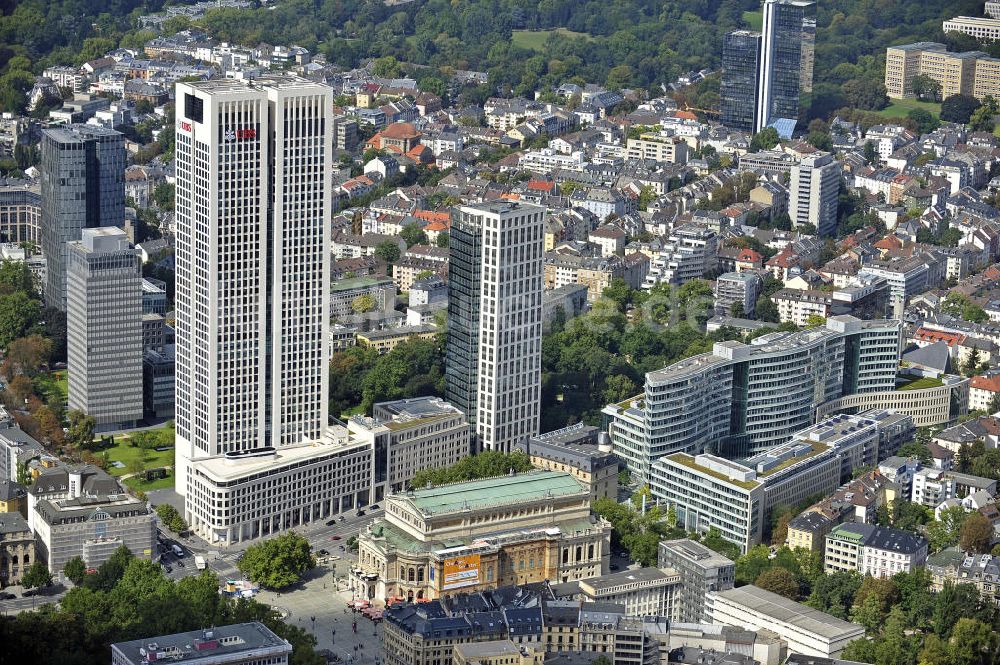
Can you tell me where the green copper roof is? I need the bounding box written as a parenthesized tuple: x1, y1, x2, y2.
(406, 470, 586, 515)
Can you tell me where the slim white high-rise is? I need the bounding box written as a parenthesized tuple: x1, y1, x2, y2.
(789, 152, 841, 237)
(173, 76, 332, 496)
(446, 202, 545, 452)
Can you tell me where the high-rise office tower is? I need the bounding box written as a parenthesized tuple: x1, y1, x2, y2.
(789, 153, 841, 237)
(754, 0, 816, 134)
(173, 76, 332, 495)
(67, 227, 143, 430)
(446, 202, 545, 453)
(40, 125, 125, 310)
(721, 30, 763, 133)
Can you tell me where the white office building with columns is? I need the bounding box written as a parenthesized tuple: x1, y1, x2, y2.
(173, 76, 375, 544)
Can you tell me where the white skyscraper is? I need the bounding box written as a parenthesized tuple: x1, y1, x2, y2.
(173, 77, 372, 545)
(174, 76, 330, 465)
(446, 202, 545, 453)
(789, 152, 841, 237)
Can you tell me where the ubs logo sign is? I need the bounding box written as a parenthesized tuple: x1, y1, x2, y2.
(224, 128, 257, 141)
(178, 121, 192, 132)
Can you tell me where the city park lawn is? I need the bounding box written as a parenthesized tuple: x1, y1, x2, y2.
(101, 422, 176, 478)
(742, 10, 763, 30)
(35, 370, 68, 404)
(878, 97, 942, 120)
(511, 28, 591, 51)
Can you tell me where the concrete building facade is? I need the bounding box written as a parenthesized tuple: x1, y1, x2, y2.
(66, 227, 143, 430)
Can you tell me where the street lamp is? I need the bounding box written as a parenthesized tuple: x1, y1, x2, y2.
(332, 629, 336, 644)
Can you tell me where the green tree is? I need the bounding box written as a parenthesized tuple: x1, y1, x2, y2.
(863, 140, 878, 165)
(155, 503, 188, 533)
(151, 182, 175, 211)
(372, 56, 402, 78)
(927, 505, 969, 553)
(947, 618, 998, 665)
(842, 78, 888, 111)
(897, 441, 931, 464)
(22, 561, 53, 590)
(755, 567, 799, 600)
(0, 259, 34, 294)
(63, 555, 87, 585)
(959, 512, 993, 554)
(969, 95, 999, 133)
(126, 458, 145, 477)
(940, 94, 981, 124)
(911, 74, 941, 101)
(374, 240, 401, 265)
(841, 637, 876, 663)
(806, 129, 832, 151)
(806, 570, 862, 619)
(238, 532, 315, 590)
(436, 232, 450, 248)
(66, 410, 96, 450)
(851, 593, 884, 634)
(351, 294, 376, 314)
(750, 127, 780, 151)
(0, 291, 42, 348)
(735, 545, 773, 585)
(400, 222, 428, 247)
(907, 108, 940, 135)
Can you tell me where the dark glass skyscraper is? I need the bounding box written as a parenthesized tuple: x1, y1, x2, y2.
(444, 208, 483, 432)
(755, 0, 816, 133)
(40, 125, 125, 311)
(721, 30, 762, 133)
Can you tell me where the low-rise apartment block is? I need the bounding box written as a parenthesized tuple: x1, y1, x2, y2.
(824, 523, 928, 578)
(30, 467, 155, 573)
(625, 133, 690, 164)
(926, 548, 1000, 606)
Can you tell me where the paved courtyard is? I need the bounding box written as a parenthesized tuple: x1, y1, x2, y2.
(255, 564, 386, 663)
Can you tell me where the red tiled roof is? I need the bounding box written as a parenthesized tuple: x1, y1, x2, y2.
(527, 180, 555, 193)
(381, 122, 421, 140)
(874, 236, 903, 250)
(972, 375, 1000, 393)
(674, 110, 698, 120)
(914, 327, 966, 347)
(737, 248, 763, 263)
(414, 210, 450, 224)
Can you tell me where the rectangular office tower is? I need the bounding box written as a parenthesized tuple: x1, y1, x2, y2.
(446, 202, 545, 453)
(40, 125, 125, 311)
(173, 77, 371, 545)
(721, 31, 762, 133)
(603, 316, 903, 483)
(790, 153, 841, 237)
(754, 0, 815, 134)
(67, 228, 143, 430)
